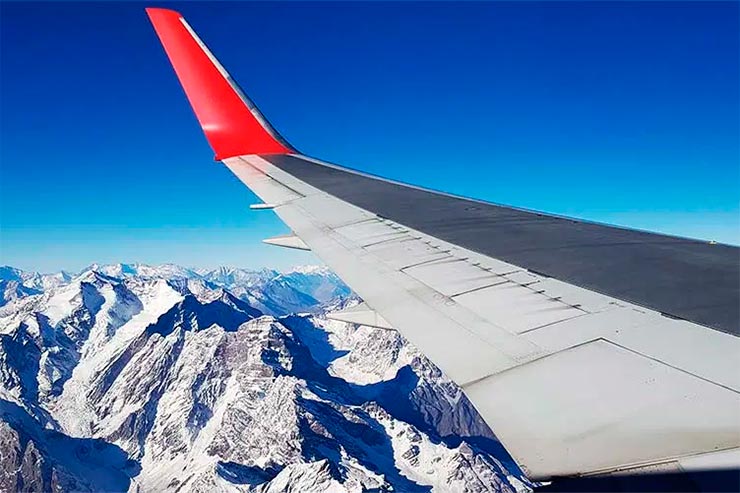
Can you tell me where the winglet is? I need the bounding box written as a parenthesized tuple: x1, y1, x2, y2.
(146, 8, 293, 160)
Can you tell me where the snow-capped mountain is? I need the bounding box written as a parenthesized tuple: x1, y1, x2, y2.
(0, 264, 530, 492)
(70, 263, 352, 317)
(0, 266, 72, 307)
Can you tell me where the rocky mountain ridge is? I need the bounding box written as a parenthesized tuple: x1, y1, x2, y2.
(0, 263, 530, 492)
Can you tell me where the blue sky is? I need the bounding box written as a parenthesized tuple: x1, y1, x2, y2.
(1, 1, 738, 273)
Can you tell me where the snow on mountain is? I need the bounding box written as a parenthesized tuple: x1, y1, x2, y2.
(84, 263, 200, 281)
(0, 266, 73, 306)
(0, 264, 531, 493)
(0, 280, 40, 308)
(60, 263, 352, 317)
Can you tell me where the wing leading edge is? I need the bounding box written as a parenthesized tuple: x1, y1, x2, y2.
(147, 8, 740, 482)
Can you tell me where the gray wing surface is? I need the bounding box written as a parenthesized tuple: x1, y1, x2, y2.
(264, 154, 739, 337)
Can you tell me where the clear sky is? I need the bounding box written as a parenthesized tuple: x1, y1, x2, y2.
(1, 1, 738, 273)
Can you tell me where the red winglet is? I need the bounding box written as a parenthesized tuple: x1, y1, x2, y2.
(146, 8, 292, 160)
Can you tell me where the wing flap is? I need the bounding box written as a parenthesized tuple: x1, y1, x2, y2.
(465, 339, 740, 477)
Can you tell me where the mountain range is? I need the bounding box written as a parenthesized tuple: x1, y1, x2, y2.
(0, 263, 531, 492)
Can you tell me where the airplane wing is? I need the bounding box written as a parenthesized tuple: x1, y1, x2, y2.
(146, 8, 740, 481)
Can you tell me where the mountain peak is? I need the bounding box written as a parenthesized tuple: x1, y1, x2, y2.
(286, 265, 331, 276)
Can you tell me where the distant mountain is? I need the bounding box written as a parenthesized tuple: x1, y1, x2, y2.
(0, 264, 530, 492)
(1, 263, 353, 317)
(0, 266, 72, 306)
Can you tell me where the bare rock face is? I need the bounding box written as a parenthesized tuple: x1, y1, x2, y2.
(0, 264, 532, 493)
(0, 399, 136, 493)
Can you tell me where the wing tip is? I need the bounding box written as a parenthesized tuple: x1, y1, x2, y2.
(145, 7, 182, 18)
(146, 6, 292, 160)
